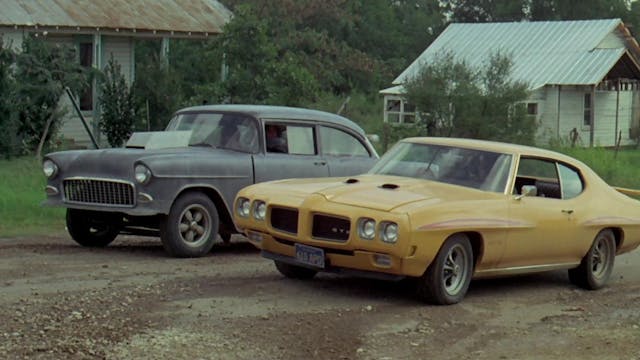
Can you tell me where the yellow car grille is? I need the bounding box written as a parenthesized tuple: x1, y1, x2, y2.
(312, 214, 350, 242)
(270, 207, 298, 234)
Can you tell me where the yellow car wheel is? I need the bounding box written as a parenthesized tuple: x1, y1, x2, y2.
(568, 229, 616, 290)
(416, 234, 473, 305)
(274, 261, 317, 280)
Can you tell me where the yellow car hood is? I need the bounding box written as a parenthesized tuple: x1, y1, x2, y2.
(273, 175, 496, 212)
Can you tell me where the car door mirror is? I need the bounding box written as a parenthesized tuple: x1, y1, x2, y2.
(520, 185, 537, 197)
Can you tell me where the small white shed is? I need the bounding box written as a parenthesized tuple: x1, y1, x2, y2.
(0, 0, 232, 147)
(382, 19, 640, 147)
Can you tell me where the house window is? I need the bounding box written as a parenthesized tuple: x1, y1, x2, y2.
(583, 93, 591, 127)
(526, 103, 538, 115)
(79, 42, 93, 111)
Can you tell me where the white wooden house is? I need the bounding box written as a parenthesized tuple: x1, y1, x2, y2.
(381, 19, 640, 147)
(0, 0, 232, 147)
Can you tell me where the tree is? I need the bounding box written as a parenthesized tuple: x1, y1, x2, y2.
(403, 51, 535, 144)
(211, 5, 320, 105)
(0, 38, 18, 158)
(133, 40, 184, 131)
(530, 0, 630, 21)
(99, 56, 138, 147)
(13, 36, 88, 156)
(443, 0, 527, 22)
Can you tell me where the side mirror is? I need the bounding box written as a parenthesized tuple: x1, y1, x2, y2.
(515, 185, 537, 200)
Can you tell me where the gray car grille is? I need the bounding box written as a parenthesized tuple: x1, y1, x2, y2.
(63, 178, 135, 206)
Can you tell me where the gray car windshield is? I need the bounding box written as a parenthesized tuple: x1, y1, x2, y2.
(369, 142, 512, 193)
(166, 112, 259, 153)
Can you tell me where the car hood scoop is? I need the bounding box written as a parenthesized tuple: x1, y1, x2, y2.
(317, 176, 440, 212)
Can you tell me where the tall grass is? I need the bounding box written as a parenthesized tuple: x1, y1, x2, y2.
(0, 157, 65, 237)
(555, 147, 640, 189)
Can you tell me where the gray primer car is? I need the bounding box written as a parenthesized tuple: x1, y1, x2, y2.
(42, 105, 379, 257)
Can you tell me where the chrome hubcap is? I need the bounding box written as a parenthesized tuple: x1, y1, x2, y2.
(178, 205, 210, 246)
(443, 244, 468, 295)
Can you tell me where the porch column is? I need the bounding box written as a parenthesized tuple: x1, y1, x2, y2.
(161, 37, 170, 67)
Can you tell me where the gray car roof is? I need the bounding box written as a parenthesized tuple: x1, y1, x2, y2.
(177, 104, 367, 135)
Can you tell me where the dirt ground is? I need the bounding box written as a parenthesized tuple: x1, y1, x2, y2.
(1, 234, 639, 360)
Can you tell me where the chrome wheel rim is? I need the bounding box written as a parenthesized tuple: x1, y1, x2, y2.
(443, 244, 469, 295)
(590, 237, 610, 280)
(178, 204, 211, 247)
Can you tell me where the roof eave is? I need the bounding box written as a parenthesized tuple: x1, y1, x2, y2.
(1, 24, 221, 38)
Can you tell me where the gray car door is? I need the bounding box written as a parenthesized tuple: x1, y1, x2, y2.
(253, 122, 330, 183)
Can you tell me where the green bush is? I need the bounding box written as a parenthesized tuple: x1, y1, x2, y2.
(99, 56, 138, 147)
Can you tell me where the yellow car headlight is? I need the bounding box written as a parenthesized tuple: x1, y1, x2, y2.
(380, 221, 398, 244)
(236, 197, 251, 218)
(358, 218, 376, 240)
(253, 200, 267, 221)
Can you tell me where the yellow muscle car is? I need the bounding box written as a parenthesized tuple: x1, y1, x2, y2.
(233, 137, 640, 305)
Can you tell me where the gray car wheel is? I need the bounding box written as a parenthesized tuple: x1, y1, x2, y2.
(416, 234, 473, 305)
(66, 209, 121, 247)
(569, 229, 616, 290)
(160, 192, 219, 258)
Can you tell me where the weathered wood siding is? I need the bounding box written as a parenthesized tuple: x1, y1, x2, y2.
(536, 85, 638, 147)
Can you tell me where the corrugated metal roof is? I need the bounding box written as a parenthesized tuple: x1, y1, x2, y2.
(0, 0, 232, 35)
(393, 19, 633, 90)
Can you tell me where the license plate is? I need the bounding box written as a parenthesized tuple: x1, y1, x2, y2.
(295, 243, 325, 269)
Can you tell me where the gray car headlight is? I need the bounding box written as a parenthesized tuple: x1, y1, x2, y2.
(43, 159, 58, 179)
(134, 164, 152, 184)
(358, 218, 376, 240)
(237, 197, 251, 218)
(253, 200, 267, 221)
(380, 221, 398, 244)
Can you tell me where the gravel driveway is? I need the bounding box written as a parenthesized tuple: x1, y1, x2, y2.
(1, 234, 639, 359)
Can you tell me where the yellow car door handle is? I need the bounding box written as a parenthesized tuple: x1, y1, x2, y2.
(562, 209, 574, 214)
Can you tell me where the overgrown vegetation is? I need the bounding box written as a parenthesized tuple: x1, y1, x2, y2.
(403, 51, 534, 144)
(2, 0, 639, 152)
(0, 37, 17, 158)
(13, 37, 88, 156)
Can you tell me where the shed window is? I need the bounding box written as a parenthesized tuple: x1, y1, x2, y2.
(526, 103, 538, 115)
(583, 93, 591, 127)
(384, 97, 417, 124)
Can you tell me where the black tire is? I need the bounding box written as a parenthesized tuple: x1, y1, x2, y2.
(274, 261, 317, 280)
(416, 234, 474, 305)
(66, 209, 121, 247)
(568, 229, 616, 290)
(219, 231, 232, 245)
(160, 192, 219, 258)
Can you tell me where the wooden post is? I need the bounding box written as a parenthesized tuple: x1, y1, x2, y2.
(589, 85, 595, 147)
(614, 79, 620, 146)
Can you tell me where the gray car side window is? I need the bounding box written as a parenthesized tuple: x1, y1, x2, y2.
(264, 122, 316, 155)
(319, 126, 369, 157)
